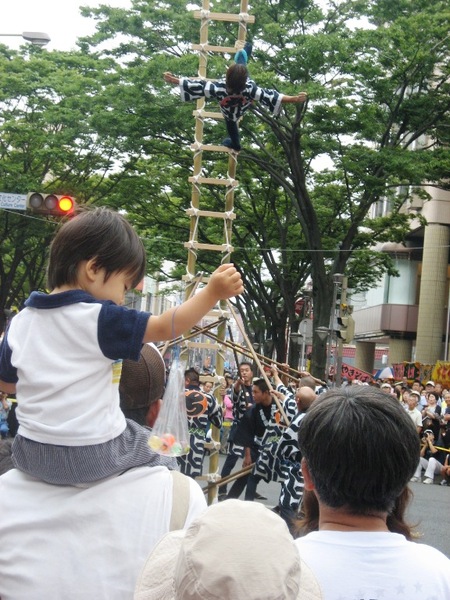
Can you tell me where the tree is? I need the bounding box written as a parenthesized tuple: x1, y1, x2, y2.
(81, 0, 449, 376)
(237, 0, 450, 376)
(0, 43, 160, 331)
(3, 1, 449, 380)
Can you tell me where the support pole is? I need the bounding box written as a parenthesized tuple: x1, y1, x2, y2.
(184, 0, 254, 504)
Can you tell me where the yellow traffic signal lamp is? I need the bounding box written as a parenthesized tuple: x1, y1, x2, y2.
(27, 193, 76, 217)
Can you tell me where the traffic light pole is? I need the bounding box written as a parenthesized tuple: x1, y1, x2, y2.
(335, 276, 348, 387)
(325, 274, 342, 385)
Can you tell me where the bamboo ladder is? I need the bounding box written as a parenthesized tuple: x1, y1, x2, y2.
(182, 0, 255, 504)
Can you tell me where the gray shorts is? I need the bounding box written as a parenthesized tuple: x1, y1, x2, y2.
(12, 419, 177, 485)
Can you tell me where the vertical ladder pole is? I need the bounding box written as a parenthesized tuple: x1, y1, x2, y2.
(208, 0, 251, 504)
(181, 0, 210, 368)
(182, 0, 253, 502)
(184, 0, 210, 306)
(216, 0, 251, 378)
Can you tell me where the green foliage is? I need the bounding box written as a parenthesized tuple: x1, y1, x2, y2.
(0, 0, 449, 375)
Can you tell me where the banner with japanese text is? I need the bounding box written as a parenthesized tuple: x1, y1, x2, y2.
(341, 363, 373, 383)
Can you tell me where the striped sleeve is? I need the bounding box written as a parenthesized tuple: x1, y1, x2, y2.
(179, 78, 227, 102)
(246, 80, 284, 116)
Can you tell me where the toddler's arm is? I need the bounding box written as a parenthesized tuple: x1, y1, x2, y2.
(144, 264, 243, 342)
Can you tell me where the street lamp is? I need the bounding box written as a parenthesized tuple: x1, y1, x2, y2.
(0, 32, 51, 46)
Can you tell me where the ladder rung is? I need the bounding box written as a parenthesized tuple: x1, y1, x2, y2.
(182, 274, 210, 283)
(186, 208, 236, 219)
(184, 242, 235, 252)
(193, 11, 255, 24)
(207, 309, 231, 317)
(191, 44, 237, 54)
(188, 176, 238, 187)
(190, 143, 237, 154)
(199, 375, 221, 383)
(203, 442, 218, 452)
(193, 110, 224, 120)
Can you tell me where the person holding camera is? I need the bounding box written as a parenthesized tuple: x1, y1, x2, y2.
(410, 429, 444, 483)
(421, 391, 441, 439)
(421, 428, 449, 485)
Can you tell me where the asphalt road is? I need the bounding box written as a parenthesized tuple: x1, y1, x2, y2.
(405, 480, 449, 556)
(210, 454, 450, 558)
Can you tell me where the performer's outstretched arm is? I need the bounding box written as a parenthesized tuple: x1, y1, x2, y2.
(281, 92, 308, 104)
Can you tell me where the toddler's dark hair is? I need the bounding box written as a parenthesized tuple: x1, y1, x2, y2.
(47, 207, 146, 290)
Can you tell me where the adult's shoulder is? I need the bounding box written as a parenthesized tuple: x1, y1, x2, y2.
(0, 465, 206, 526)
(0, 466, 206, 599)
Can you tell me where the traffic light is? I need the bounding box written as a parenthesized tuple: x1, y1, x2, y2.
(336, 315, 355, 343)
(27, 193, 76, 217)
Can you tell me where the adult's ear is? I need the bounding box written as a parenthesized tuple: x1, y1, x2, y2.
(301, 457, 315, 491)
(146, 399, 162, 429)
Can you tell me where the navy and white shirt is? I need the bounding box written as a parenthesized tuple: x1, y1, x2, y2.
(0, 290, 150, 446)
(253, 385, 298, 483)
(177, 384, 223, 478)
(179, 77, 284, 122)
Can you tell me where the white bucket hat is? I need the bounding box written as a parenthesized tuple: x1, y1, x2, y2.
(134, 499, 322, 600)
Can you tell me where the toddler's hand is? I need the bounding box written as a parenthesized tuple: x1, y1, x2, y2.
(207, 264, 243, 300)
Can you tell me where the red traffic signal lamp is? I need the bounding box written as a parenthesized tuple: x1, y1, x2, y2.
(27, 192, 76, 216)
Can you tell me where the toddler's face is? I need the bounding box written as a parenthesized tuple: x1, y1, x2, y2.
(90, 269, 133, 305)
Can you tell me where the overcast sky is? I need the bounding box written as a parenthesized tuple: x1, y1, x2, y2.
(2, 0, 131, 51)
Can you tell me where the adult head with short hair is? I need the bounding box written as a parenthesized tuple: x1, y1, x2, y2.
(252, 378, 272, 405)
(119, 343, 166, 428)
(294, 387, 450, 600)
(298, 375, 317, 391)
(412, 380, 421, 392)
(238, 361, 254, 384)
(184, 367, 200, 386)
(295, 386, 316, 412)
(406, 391, 420, 410)
(426, 391, 438, 405)
(201, 380, 214, 394)
(298, 386, 419, 517)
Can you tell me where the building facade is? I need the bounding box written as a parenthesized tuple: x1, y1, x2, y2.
(352, 185, 450, 374)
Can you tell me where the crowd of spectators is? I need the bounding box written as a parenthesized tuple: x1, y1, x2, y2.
(367, 377, 450, 486)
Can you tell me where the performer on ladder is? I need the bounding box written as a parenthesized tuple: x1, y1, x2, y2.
(163, 42, 307, 152)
